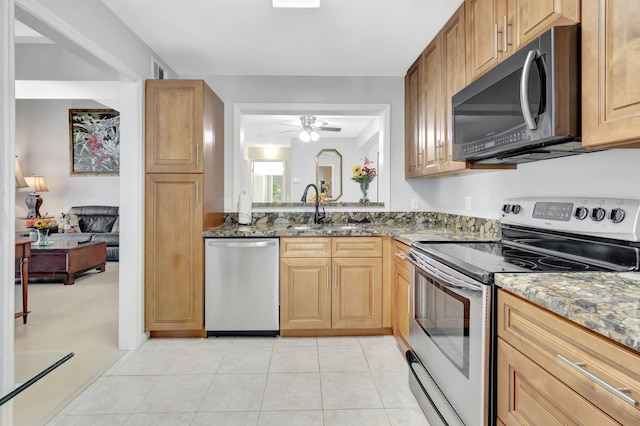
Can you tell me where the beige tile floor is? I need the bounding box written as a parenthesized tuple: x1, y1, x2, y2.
(14, 260, 429, 425)
(48, 335, 430, 426)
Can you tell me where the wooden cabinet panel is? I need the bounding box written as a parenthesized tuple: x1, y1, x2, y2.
(281, 237, 331, 258)
(466, 0, 505, 81)
(582, 0, 640, 148)
(510, 0, 579, 49)
(145, 80, 204, 173)
(405, 58, 424, 178)
(145, 174, 204, 330)
(280, 257, 331, 330)
(497, 338, 617, 425)
(498, 290, 640, 424)
(439, 6, 470, 173)
(421, 39, 442, 175)
(392, 241, 411, 343)
(332, 257, 382, 329)
(281, 237, 383, 332)
(332, 237, 382, 258)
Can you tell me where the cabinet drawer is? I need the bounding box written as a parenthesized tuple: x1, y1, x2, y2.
(392, 240, 410, 271)
(332, 237, 382, 258)
(280, 238, 331, 258)
(497, 338, 617, 425)
(498, 290, 640, 424)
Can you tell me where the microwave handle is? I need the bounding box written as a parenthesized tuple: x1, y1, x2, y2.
(520, 49, 540, 130)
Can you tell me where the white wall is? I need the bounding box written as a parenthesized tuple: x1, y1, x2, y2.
(417, 149, 640, 219)
(15, 99, 120, 224)
(16, 44, 118, 80)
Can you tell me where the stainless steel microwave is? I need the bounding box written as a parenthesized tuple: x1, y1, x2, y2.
(452, 26, 584, 164)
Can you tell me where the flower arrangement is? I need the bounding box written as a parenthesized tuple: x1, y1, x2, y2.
(25, 217, 55, 230)
(351, 156, 376, 203)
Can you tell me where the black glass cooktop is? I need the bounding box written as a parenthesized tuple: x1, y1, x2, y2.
(411, 241, 619, 284)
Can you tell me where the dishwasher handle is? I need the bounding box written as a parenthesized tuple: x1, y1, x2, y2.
(207, 240, 277, 249)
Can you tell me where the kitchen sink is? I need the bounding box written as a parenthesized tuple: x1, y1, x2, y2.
(288, 224, 368, 231)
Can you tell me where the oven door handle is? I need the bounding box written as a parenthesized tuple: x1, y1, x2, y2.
(408, 252, 483, 296)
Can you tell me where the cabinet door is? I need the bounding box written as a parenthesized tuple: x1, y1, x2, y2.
(439, 5, 469, 173)
(146, 80, 204, 173)
(466, 0, 506, 81)
(392, 241, 411, 342)
(280, 257, 332, 330)
(497, 338, 617, 425)
(509, 0, 579, 50)
(582, 0, 640, 148)
(332, 258, 382, 329)
(421, 39, 443, 176)
(145, 174, 204, 331)
(405, 58, 424, 178)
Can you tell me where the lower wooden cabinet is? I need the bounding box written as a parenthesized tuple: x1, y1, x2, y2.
(144, 174, 204, 331)
(497, 290, 640, 425)
(392, 240, 411, 345)
(280, 256, 331, 330)
(280, 237, 383, 333)
(497, 338, 617, 425)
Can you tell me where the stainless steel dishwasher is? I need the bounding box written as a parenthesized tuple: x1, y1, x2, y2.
(204, 238, 279, 336)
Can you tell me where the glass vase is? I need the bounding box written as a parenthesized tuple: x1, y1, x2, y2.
(359, 181, 370, 203)
(36, 228, 49, 245)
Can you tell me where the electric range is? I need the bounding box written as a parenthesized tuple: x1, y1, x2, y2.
(406, 197, 640, 426)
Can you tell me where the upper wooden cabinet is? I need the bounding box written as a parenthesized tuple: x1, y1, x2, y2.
(466, 0, 579, 82)
(146, 80, 207, 173)
(466, 0, 506, 82)
(582, 0, 640, 148)
(405, 4, 513, 178)
(404, 57, 423, 179)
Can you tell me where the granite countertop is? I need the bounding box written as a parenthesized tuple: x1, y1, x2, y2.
(202, 223, 499, 245)
(496, 272, 640, 353)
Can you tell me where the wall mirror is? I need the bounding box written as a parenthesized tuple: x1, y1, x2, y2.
(235, 103, 390, 209)
(316, 149, 342, 201)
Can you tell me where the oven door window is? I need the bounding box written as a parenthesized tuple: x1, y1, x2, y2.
(414, 273, 470, 378)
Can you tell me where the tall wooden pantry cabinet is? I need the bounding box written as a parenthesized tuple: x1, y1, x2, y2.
(144, 80, 224, 336)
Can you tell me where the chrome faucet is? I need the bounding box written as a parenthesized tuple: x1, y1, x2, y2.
(300, 183, 326, 224)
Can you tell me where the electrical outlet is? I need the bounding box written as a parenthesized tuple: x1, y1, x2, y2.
(465, 196, 471, 210)
(224, 198, 231, 209)
(410, 198, 419, 210)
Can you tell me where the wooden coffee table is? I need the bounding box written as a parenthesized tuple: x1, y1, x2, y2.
(25, 241, 107, 285)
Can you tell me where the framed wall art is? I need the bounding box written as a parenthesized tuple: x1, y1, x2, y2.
(69, 109, 120, 175)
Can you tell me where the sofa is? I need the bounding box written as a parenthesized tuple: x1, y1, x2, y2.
(48, 206, 119, 261)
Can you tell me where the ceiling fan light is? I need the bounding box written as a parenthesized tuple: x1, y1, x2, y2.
(299, 130, 311, 143)
(273, 0, 320, 8)
(310, 130, 320, 142)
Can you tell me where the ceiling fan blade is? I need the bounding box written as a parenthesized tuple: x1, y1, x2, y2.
(317, 126, 342, 132)
(279, 129, 299, 133)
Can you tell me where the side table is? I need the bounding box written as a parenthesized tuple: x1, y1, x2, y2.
(15, 240, 31, 324)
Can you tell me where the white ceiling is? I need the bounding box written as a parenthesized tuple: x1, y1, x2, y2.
(100, 0, 464, 77)
(243, 114, 376, 146)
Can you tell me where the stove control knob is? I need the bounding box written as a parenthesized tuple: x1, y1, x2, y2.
(610, 208, 626, 223)
(574, 206, 589, 220)
(502, 204, 512, 213)
(591, 207, 606, 222)
(511, 204, 521, 214)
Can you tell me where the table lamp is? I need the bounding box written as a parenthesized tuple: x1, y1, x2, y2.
(24, 175, 49, 218)
(15, 155, 28, 188)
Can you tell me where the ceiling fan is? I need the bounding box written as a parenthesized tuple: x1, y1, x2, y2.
(281, 115, 342, 142)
